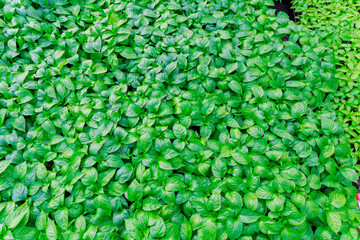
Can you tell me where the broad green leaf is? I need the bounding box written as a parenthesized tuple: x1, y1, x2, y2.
(13, 116, 26, 131)
(121, 48, 137, 59)
(46, 219, 58, 240)
(326, 211, 342, 233)
(92, 64, 107, 74)
(55, 208, 68, 230)
(340, 167, 357, 182)
(0, 160, 12, 174)
(258, 216, 282, 234)
(13, 227, 39, 240)
(5, 203, 29, 229)
(150, 217, 166, 238)
(126, 180, 143, 202)
(36, 210, 47, 231)
(94, 194, 112, 215)
(143, 198, 163, 211)
(329, 191, 346, 208)
(12, 183, 28, 202)
(244, 192, 258, 211)
(173, 123, 187, 139)
(202, 218, 216, 240)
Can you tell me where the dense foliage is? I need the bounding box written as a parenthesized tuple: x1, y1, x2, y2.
(0, 0, 359, 239)
(293, 0, 360, 156)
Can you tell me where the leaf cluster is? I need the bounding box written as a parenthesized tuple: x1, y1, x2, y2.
(0, 0, 359, 239)
(293, 0, 360, 155)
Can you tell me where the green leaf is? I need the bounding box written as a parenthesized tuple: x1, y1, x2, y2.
(143, 198, 163, 211)
(36, 211, 47, 231)
(321, 117, 342, 135)
(89, 140, 104, 155)
(329, 191, 346, 208)
(126, 103, 142, 117)
(211, 158, 227, 178)
(271, 125, 293, 140)
(197, 65, 209, 76)
(281, 227, 300, 240)
(258, 216, 282, 234)
(5, 202, 29, 229)
(121, 48, 137, 59)
(300, 200, 320, 220)
(116, 163, 133, 183)
(229, 80, 242, 94)
(294, 141, 312, 158)
(287, 213, 307, 226)
(98, 169, 116, 187)
(247, 125, 264, 138)
(165, 61, 178, 75)
(326, 211, 342, 233)
(241, 209, 260, 224)
(259, 45, 273, 54)
(55, 208, 68, 230)
(267, 88, 283, 99)
(291, 102, 306, 118)
(308, 174, 321, 190)
(13, 227, 39, 240)
(126, 180, 143, 202)
(173, 123, 187, 139)
(42, 120, 56, 134)
(0, 108, 6, 127)
(202, 218, 216, 240)
(94, 194, 112, 215)
(75, 215, 87, 232)
(165, 176, 186, 192)
(340, 167, 357, 182)
(231, 152, 251, 165)
(16, 88, 34, 104)
(150, 217, 166, 238)
(12, 183, 28, 202)
(225, 191, 243, 212)
(46, 219, 58, 240)
(92, 64, 107, 74)
(322, 144, 335, 158)
(13, 116, 26, 131)
(180, 219, 192, 240)
(138, 132, 152, 153)
(207, 191, 221, 211)
(244, 192, 258, 211)
(0, 160, 12, 174)
(226, 62, 238, 74)
(226, 218, 243, 240)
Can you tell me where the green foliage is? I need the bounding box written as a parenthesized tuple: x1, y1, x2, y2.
(293, 0, 360, 156)
(0, 0, 359, 239)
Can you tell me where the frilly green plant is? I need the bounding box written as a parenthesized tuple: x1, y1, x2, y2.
(293, 0, 360, 157)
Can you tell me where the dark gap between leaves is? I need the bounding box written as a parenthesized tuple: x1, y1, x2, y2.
(87, 87, 95, 94)
(269, 0, 295, 22)
(16, 200, 26, 206)
(189, 125, 200, 134)
(336, 60, 345, 69)
(44, 161, 53, 171)
(65, 191, 71, 198)
(282, 35, 290, 42)
(226, 126, 231, 133)
(352, 180, 358, 190)
(48, 214, 54, 220)
(128, 85, 134, 92)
